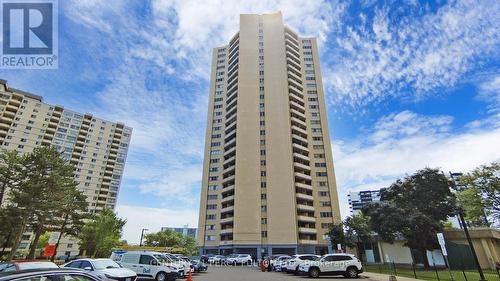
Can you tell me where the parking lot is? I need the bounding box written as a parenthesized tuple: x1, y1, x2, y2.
(191, 265, 370, 281)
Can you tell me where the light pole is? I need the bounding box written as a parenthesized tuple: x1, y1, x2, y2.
(139, 228, 148, 247)
(449, 173, 486, 281)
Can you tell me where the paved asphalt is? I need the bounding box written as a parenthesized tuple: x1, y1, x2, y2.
(191, 265, 372, 281)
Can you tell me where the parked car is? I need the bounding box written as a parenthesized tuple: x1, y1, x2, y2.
(283, 254, 320, 274)
(207, 255, 225, 264)
(270, 255, 292, 271)
(57, 255, 80, 262)
(225, 254, 252, 265)
(0, 261, 59, 272)
(162, 253, 192, 274)
(189, 259, 208, 272)
(63, 258, 137, 281)
(0, 268, 101, 281)
(298, 253, 363, 278)
(111, 250, 183, 281)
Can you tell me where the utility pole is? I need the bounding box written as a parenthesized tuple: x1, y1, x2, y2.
(139, 228, 148, 247)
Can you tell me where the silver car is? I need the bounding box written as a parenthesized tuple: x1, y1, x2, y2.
(64, 258, 137, 281)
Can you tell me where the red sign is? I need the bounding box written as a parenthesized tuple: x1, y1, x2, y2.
(43, 245, 56, 257)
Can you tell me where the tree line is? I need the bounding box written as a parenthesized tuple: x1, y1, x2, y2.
(0, 147, 126, 260)
(142, 229, 198, 256)
(327, 162, 499, 268)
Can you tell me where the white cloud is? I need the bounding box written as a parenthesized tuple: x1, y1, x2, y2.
(325, 0, 500, 106)
(333, 110, 500, 218)
(116, 205, 199, 244)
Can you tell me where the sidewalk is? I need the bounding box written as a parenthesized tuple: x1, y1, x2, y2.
(362, 271, 420, 281)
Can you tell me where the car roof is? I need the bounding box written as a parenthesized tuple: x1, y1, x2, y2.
(0, 268, 94, 281)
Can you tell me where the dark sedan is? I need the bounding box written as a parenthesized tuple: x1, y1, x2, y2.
(0, 268, 101, 281)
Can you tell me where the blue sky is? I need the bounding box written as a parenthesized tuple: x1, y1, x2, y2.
(1, 0, 499, 243)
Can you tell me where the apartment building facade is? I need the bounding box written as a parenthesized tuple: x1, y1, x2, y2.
(0, 79, 132, 256)
(197, 12, 341, 257)
(347, 190, 381, 215)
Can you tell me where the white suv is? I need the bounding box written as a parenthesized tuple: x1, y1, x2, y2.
(111, 251, 183, 281)
(283, 254, 320, 274)
(225, 254, 252, 265)
(298, 253, 363, 278)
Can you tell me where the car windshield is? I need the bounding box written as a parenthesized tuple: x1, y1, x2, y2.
(93, 259, 121, 270)
(18, 262, 59, 270)
(166, 254, 179, 261)
(154, 254, 170, 263)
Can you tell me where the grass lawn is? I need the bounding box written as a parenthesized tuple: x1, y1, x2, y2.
(364, 264, 499, 281)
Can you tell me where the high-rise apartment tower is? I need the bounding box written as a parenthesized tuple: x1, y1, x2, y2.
(197, 12, 341, 256)
(0, 79, 132, 256)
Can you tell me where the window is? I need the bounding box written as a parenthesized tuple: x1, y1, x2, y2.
(310, 120, 321, 125)
(207, 204, 217, 210)
(315, 163, 326, 167)
(207, 195, 218, 200)
(312, 136, 323, 141)
(139, 255, 154, 265)
(318, 181, 327, 186)
(319, 191, 329, 196)
(320, 212, 332, 218)
(209, 176, 218, 181)
(206, 214, 216, 220)
(210, 150, 221, 155)
(208, 185, 218, 191)
(261, 218, 267, 224)
(314, 154, 325, 158)
(206, 225, 215, 230)
(210, 159, 220, 163)
(320, 201, 331, 207)
(312, 128, 322, 133)
(316, 172, 327, 177)
(79, 260, 92, 269)
(205, 235, 216, 241)
(261, 231, 268, 238)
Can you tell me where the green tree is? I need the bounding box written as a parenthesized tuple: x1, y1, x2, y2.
(0, 150, 22, 203)
(326, 223, 346, 251)
(144, 229, 182, 247)
(79, 208, 126, 258)
(459, 161, 499, 225)
(344, 213, 372, 259)
(50, 187, 89, 261)
(20, 147, 81, 259)
(364, 168, 457, 268)
(456, 186, 489, 227)
(0, 206, 24, 259)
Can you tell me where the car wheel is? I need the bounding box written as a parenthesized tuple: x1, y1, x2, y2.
(309, 267, 320, 278)
(155, 272, 166, 281)
(345, 267, 359, 278)
(294, 266, 299, 275)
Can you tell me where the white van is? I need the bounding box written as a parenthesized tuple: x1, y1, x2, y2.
(111, 251, 183, 281)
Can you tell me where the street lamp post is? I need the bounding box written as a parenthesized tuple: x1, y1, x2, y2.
(139, 228, 148, 247)
(449, 173, 487, 281)
(457, 210, 486, 281)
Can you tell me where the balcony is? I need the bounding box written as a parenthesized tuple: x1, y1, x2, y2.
(288, 78, 304, 92)
(223, 146, 236, 157)
(292, 133, 308, 145)
(221, 194, 235, 204)
(296, 192, 314, 201)
(295, 182, 313, 191)
(297, 215, 316, 223)
(293, 161, 311, 172)
(293, 152, 310, 162)
(298, 227, 317, 234)
(221, 205, 234, 214)
(291, 125, 307, 136)
(0, 123, 10, 130)
(295, 171, 312, 181)
(297, 204, 315, 212)
(222, 174, 235, 184)
(220, 228, 233, 235)
(299, 239, 318, 245)
(289, 100, 305, 112)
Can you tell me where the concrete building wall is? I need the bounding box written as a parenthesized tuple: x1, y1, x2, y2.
(197, 12, 341, 256)
(0, 79, 132, 256)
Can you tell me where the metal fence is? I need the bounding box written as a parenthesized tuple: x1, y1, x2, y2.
(364, 262, 500, 281)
